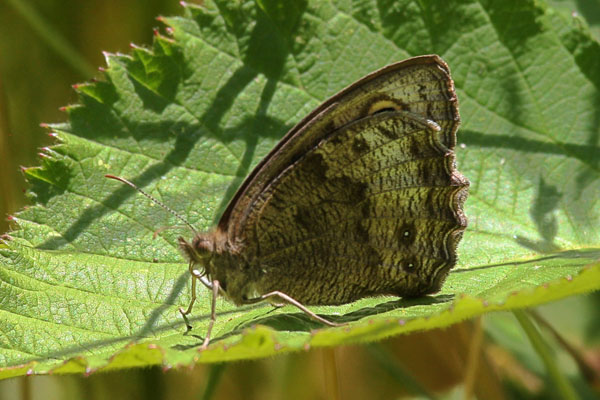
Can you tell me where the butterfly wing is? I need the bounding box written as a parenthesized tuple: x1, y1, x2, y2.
(218, 55, 468, 304)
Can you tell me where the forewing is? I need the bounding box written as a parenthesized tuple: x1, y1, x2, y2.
(219, 55, 461, 238)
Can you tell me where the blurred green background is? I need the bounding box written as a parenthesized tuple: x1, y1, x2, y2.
(1, 0, 599, 399)
(0, 0, 182, 235)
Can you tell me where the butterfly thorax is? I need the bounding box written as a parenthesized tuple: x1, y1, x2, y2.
(179, 231, 262, 305)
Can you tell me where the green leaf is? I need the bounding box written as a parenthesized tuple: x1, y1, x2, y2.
(1, 0, 599, 377)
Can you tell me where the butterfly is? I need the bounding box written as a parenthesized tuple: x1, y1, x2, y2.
(108, 54, 469, 348)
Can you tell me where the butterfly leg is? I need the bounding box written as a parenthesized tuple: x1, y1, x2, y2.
(179, 261, 216, 331)
(178, 271, 196, 331)
(200, 279, 220, 349)
(179, 261, 204, 330)
(246, 291, 344, 327)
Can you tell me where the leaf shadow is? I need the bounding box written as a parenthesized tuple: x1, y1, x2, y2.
(461, 128, 600, 252)
(9, 272, 191, 368)
(457, 24, 600, 250)
(516, 176, 562, 253)
(35, 1, 307, 250)
(173, 294, 455, 350)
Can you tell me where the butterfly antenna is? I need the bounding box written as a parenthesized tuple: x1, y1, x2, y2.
(105, 174, 199, 235)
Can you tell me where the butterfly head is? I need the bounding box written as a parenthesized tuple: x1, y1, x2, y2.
(178, 234, 215, 273)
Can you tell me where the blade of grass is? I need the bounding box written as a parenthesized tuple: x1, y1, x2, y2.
(201, 363, 226, 400)
(463, 317, 484, 400)
(530, 310, 600, 389)
(513, 310, 578, 400)
(322, 348, 340, 400)
(366, 343, 437, 400)
(5, 0, 94, 77)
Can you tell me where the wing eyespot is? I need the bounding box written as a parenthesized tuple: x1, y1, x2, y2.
(367, 99, 405, 115)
